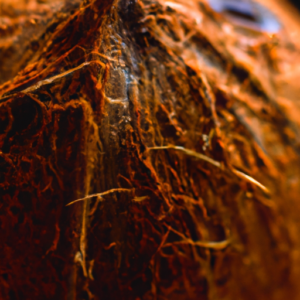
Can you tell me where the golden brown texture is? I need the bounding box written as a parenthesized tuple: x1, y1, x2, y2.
(0, 0, 300, 299)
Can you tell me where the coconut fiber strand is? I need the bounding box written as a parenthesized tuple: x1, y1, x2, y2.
(0, 0, 300, 299)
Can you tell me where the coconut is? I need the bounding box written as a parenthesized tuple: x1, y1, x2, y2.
(0, 0, 300, 299)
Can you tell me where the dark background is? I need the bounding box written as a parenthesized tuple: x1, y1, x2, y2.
(290, 0, 300, 11)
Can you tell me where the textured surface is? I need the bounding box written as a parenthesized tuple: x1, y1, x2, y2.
(0, 0, 300, 299)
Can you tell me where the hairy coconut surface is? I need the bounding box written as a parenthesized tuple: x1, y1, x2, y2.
(0, 0, 300, 299)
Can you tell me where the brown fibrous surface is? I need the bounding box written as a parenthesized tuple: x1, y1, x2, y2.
(1, 0, 300, 299)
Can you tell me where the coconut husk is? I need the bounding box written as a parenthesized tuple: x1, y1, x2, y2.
(0, 0, 300, 299)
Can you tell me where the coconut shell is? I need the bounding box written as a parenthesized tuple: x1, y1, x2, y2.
(0, 0, 300, 299)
